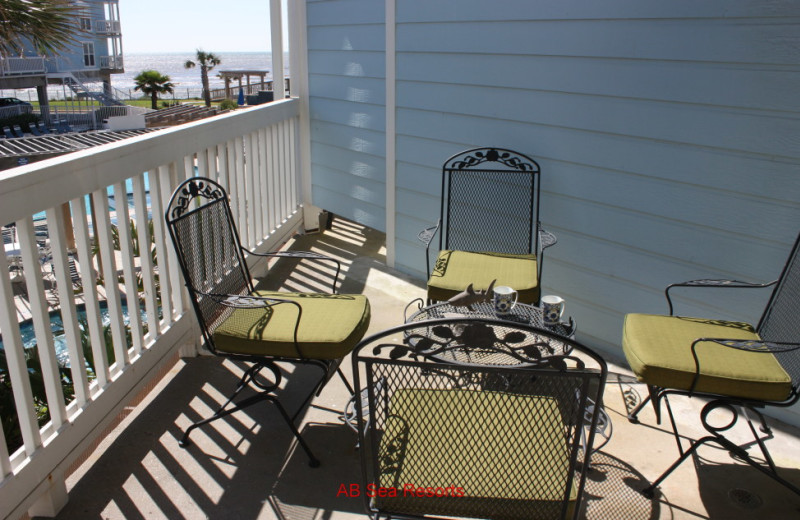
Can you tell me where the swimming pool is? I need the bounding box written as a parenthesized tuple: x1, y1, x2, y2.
(0, 300, 150, 368)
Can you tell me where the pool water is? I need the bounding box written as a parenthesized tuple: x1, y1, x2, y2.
(0, 301, 150, 368)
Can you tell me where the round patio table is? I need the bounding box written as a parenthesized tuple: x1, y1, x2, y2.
(402, 299, 576, 365)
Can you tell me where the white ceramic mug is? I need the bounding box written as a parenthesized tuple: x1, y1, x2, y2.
(541, 295, 565, 326)
(493, 285, 518, 315)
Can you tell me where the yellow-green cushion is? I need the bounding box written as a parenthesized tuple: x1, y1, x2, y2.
(428, 250, 539, 303)
(375, 388, 576, 520)
(622, 313, 792, 401)
(212, 291, 370, 359)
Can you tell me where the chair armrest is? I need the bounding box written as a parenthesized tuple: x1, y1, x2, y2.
(243, 247, 342, 294)
(418, 219, 440, 279)
(665, 278, 778, 316)
(688, 337, 799, 395)
(539, 227, 557, 252)
(201, 291, 307, 358)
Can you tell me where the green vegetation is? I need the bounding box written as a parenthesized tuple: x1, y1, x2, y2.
(218, 98, 238, 111)
(133, 70, 175, 110)
(0, 0, 86, 55)
(184, 49, 222, 108)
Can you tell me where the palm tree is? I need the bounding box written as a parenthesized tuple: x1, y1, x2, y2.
(0, 0, 85, 56)
(184, 49, 221, 108)
(133, 70, 174, 109)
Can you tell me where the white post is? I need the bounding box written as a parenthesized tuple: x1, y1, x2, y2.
(270, 0, 286, 100)
(385, 0, 397, 267)
(288, 0, 319, 230)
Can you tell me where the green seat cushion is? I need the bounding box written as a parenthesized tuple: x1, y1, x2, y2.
(375, 388, 576, 520)
(428, 250, 539, 304)
(212, 291, 370, 359)
(622, 313, 792, 401)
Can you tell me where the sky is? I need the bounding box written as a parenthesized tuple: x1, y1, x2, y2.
(118, 0, 285, 53)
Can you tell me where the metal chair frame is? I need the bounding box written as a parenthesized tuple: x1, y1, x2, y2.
(353, 318, 608, 520)
(627, 231, 800, 498)
(419, 147, 557, 304)
(165, 177, 356, 467)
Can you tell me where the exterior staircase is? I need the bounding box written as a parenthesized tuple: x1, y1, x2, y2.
(62, 72, 125, 106)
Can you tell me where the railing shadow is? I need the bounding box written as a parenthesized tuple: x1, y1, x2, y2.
(56, 356, 349, 519)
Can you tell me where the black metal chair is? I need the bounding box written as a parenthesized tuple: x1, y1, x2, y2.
(165, 177, 371, 466)
(622, 231, 800, 498)
(353, 318, 607, 519)
(419, 147, 557, 306)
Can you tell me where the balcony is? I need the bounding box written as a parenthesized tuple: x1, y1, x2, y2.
(99, 55, 124, 71)
(0, 98, 798, 519)
(94, 20, 121, 35)
(0, 57, 46, 77)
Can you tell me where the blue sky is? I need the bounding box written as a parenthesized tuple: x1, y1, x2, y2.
(119, 0, 284, 53)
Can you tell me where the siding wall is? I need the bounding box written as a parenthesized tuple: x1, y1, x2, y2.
(306, 0, 386, 230)
(304, 0, 800, 422)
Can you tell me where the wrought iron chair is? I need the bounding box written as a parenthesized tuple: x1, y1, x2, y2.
(165, 177, 371, 466)
(353, 318, 607, 520)
(419, 147, 557, 305)
(622, 231, 800, 497)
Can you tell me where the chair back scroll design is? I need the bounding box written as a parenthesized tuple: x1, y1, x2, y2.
(166, 177, 252, 354)
(353, 318, 607, 520)
(441, 147, 540, 255)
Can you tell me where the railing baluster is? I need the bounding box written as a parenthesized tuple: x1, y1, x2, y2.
(133, 173, 158, 341)
(246, 132, 257, 248)
(234, 136, 247, 243)
(71, 195, 109, 387)
(93, 189, 129, 369)
(271, 123, 281, 228)
(259, 127, 271, 232)
(149, 165, 173, 323)
(164, 164, 185, 317)
(19, 216, 67, 427)
(289, 116, 299, 210)
(114, 182, 144, 357)
(0, 250, 41, 455)
(45, 206, 89, 406)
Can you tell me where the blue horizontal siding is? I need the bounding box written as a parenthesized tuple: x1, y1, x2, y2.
(305, 2, 800, 427)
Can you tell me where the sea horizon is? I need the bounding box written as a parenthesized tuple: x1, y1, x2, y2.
(114, 51, 289, 98)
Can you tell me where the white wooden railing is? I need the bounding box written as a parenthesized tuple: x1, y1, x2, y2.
(94, 20, 121, 34)
(99, 55, 123, 70)
(0, 57, 46, 76)
(0, 99, 304, 519)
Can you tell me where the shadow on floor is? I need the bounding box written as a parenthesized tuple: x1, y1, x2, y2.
(57, 356, 355, 520)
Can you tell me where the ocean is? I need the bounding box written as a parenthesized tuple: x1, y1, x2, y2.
(0, 52, 288, 101)
(114, 51, 288, 99)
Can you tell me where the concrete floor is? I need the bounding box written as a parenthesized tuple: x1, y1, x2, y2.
(53, 218, 800, 519)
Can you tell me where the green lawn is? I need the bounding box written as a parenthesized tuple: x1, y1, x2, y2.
(32, 98, 218, 109)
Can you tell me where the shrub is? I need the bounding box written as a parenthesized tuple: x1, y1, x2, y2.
(219, 98, 238, 110)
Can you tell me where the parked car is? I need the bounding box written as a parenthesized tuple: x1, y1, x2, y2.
(0, 97, 32, 107)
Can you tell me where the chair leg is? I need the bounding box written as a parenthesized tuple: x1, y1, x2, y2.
(642, 399, 800, 499)
(337, 367, 355, 395)
(180, 361, 321, 466)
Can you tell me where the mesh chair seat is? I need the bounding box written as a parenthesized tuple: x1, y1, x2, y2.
(428, 250, 539, 304)
(623, 314, 792, 402)
(213, 291, 371, 359)
(375, 388, 576, 520)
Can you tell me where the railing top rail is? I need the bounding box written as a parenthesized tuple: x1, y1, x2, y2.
(0, 98, 299, 226)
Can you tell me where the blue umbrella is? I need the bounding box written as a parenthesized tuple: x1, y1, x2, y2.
(237, 87, 245, 106)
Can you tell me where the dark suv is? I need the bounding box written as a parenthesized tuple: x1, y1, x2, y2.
(0, 97, 32, 107)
